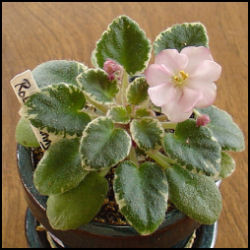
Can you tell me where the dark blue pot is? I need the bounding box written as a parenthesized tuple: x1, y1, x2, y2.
(17, 144, 201, 248)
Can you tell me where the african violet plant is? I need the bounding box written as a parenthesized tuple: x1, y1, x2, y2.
(14, 15, 245, 235)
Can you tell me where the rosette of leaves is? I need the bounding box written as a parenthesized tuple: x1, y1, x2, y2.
(15, 16, 245, 236)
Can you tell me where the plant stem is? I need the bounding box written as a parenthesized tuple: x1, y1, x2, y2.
(161, 122, 177, 130)
(146, 150, 175, 170)
(121, 71, 129, 106)
(85, 94, 108, 114)
(129, 146, 139, 166)
(98, 168, 110, 177)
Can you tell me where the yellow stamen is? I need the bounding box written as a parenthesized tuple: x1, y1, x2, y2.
(173, 70, 189, 87)
(179, 70, 189, 80)
(173, 76, 179, 81)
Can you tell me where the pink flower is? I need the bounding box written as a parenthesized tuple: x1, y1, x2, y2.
(145, 46, 222, 122)
(103, 58, 123, 81)
(196, 114, 211, 127)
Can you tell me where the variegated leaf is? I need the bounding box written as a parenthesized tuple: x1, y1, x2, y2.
(154, 22, 208, 54)
(80, 117, 131, 171)
(93, 15, 151, 75)
(24, 84, 91, 136)
(130, 117, 164, 151)
(163, 119, 221, 177)
(114, 161, 168, 235)
(33, 60, 87, 88)
(165, 164, 222, 224)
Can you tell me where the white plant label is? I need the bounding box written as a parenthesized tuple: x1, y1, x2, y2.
(10, 70, 40, 104)
(11, 70, 55, 150)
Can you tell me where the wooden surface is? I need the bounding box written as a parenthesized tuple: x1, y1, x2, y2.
(2, 2, 248, 248)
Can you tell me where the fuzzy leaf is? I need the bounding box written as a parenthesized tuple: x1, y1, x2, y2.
(77, 69, 119, 104)
(165, 164, 222, 224)
(219, 152, 236, 179)
(33, 60, 87, 88)
(46, 172, 108, 230)
(93, 15, 151, 75)
(114, 161, 168, 235)
(15, 117, 39, 147)
(107, 106, 130, 124)
(130, 118, 164, 151)
(126, 77, 148, 105)
(80, 117, 131, 171)
(24, 84, 91, 136)
(154, 22, 208, 54)
(163, 119, 221, 177)
(34, 138, 88, 195)
(196, 105, 245, 151)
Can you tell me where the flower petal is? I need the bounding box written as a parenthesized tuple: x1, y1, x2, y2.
(162, 104, 193, 123)
(155, 49, 188, 73)
(189, 60, 222, 83)
(191, 82, 217, 108)
(181, 46, 214, 73)
(181, 87, 203, 112)
(148, 82, 180, 107)
(145, 64, 171, 87)
(161, 87, 203, 122)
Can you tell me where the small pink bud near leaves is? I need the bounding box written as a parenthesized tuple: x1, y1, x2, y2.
(103, 58, 123, 81)
(196, 114, 211, 127)
(145, 46, 222, 122)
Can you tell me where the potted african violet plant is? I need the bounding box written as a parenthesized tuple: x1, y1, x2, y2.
(13, 15, 245, 248)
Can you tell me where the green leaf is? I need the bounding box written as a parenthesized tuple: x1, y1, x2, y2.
(130, 118, 164, 151)
(154, 22, 208, 54)
(46, 172, 108, 230)
(114, 161, 168, 235)
(165, 164, 222, 225)
(80, 117, 131, 171)
(24, 84, 91, 136)
(163, 119, 221, 177)
(77, 69, 119, 104)
(196, 105, 245, 151)
(15, 117, 39, 147)
(33, 60, 88, 88)
(126, 77, 148, 105)
(93, 15, 151, 75)
(107, 106, 130, 124)
(219, 152, 236, 179)
(34, 138, 88, 195)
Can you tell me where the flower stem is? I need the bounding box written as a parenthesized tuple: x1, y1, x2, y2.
(161, 122, 177, 130)
(146, 150, 175, 170)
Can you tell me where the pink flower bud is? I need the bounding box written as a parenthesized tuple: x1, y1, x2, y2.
(103, 59, 123, 81)
(196, 114, 211, 127)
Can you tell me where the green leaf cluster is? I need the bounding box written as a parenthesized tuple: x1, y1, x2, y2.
(15, 15, 245, 236)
